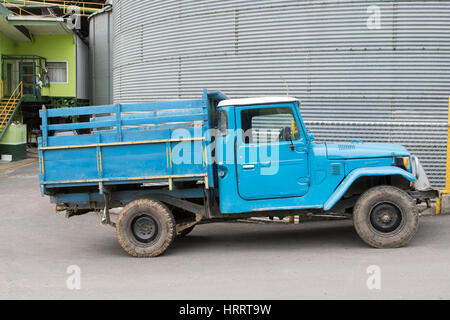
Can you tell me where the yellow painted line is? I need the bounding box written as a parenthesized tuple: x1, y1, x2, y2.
(166, 145, 169, 168)
(43, 173, 208, 185)
(99, 150, 103, 172)
(169, 145, 173, 168)
(437, 97, 450, 214)
(96, 152, 99, 172)
(126, 173, 207, 181)
(204, 145, 208, 166)
(204, 175, 209, 189)
(445, 96, 450, 193)
(0, 159, 37, 172)
(39, 137, 205, 151)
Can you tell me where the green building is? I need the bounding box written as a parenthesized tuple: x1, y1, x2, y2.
(0, 1, 92, 150)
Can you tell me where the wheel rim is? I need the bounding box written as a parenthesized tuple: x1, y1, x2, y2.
(131, 215, 158, 243)
(369, 203, 403, 233)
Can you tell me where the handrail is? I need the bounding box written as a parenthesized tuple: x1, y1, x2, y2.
(0, 81, 22, 121)
(3, 1, 37, 16)
(0, 81, 23, 129)
(1, 0, 105, 16)
(2, 0, 104, 6)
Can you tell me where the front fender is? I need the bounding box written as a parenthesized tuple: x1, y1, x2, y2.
(323, 166, 416, 211)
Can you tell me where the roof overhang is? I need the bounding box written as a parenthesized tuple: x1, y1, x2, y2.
(0, 3, 31, 41)
(7, 15, 72, 35)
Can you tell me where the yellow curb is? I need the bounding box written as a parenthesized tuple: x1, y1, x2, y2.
(0, 159, 37, 172)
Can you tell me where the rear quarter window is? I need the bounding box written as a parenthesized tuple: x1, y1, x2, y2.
(217, 110, 228, 136)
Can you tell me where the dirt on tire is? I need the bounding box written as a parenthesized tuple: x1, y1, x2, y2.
(115, 199, 176, 257)
(353, 185, 418, 248)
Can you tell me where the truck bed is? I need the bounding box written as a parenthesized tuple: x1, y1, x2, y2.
(38, 90, 227, 194)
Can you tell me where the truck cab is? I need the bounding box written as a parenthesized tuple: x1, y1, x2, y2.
(214, 97, 433, 214)
(38, 91, 438, 257)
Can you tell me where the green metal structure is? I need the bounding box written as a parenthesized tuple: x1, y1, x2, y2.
(0, 1, 93, 151)
(1, 54, 46, 97)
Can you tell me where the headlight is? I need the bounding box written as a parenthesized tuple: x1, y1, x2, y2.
(395, 156, 411, 171)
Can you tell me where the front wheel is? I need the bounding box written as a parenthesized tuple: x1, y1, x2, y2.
(116, 199, 176, 257)
(353, 185, 418, 248)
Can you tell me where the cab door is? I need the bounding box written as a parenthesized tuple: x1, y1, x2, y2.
(235, 103, 310, 200)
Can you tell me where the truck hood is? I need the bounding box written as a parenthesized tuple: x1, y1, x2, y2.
(326, 142, 410, 160)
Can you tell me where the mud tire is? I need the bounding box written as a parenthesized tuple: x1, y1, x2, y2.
(116, 199, 176, 257)
(353, 185, 418, 248)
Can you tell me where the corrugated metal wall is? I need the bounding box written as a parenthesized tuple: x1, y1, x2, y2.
(89, 6, 113, 105)
(113, 0, 450, 188)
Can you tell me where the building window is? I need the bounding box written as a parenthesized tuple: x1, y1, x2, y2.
(46, 61, 68, 84)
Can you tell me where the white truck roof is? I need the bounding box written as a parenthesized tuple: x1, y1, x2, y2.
(218, 96, 299, 107)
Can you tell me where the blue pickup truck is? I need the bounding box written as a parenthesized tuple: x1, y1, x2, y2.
(38, 90, 437, 257)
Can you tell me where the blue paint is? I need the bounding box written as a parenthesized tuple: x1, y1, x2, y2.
(234, 103, 310, 199)
(39, 90, 225, 191)
(214, 99, 415, 214)
(323, 166, 416, 211)
(40, 90, 417, 216)
(326, 142, 410, 160)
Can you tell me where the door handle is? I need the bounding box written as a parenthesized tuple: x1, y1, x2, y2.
(242, 164, 255, 169)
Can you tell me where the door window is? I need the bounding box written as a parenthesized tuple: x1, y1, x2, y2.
(6, 64, 13, 95)
(21, 62, 36, 95)
(240, 107, 300, 144)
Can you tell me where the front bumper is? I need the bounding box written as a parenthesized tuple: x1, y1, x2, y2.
(408, 189, 439, 201)
(410, 155, 439, 200)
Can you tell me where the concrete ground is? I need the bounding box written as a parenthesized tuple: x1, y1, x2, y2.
(0, 149, 38, 172)
(1, 162, 449, 300)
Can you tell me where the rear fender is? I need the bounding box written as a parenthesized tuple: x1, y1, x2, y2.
(323, 166, 416, 211)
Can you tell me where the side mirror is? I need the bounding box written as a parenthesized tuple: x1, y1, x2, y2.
(279, 127, 292, 142)
(309, 134, 315, 142)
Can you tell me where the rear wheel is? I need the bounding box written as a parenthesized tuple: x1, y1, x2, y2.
(116, 199, 175, 257)
(353, 185, 418, 248)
